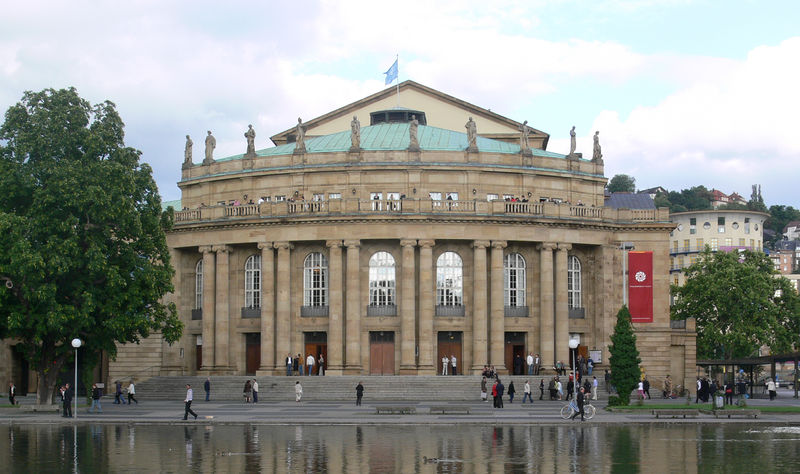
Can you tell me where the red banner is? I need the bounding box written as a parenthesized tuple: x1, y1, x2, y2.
(628, 251, 653, 323)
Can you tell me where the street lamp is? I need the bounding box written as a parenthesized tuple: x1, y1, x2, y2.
(71, 338, 82, 419)
(569, 337, 579, 389)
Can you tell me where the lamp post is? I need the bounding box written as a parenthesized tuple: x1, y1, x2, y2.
(569, 337, 579, 389)
(71, 338, 82, 419)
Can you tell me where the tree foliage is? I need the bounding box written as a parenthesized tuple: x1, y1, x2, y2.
(0, 88, 182, 404)
(671, 248, 800, 360)
(766, 205, 800, 243)
(607, 174, 636, 193)
(608, 305, 641, 405)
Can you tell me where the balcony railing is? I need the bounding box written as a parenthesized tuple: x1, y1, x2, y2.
(191, 309, 202, 320)
(670, 319, 686, 329)
(241, 307, 261, 319)
(301, 305, 329, 317)
(173, 199, 671, 224)
(435, 305, 465, 317)
(504, 305, 529, 317)
(568, 307, 585, 319)
(367, 304, 397, 317)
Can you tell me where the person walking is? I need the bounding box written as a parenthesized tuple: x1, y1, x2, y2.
(89, 383, 103, 413)
(539, 378, 544, 400)
(592, 376, 599, 401)
(481, 377, 488, 402)
(204, 378, 211, 401)
(356, 381, 364, 406)
(252, 379, 259, 403)
(495, 379, 505, 408)
(571, 387, 586, 421)
(63, 383, 73, 418)
(114, 381, 126, 404)
(766, 377, 777, 400)
(127, 380, 138, 404)
(637, 380, 646, 400)
(451, 355, 458, 376)
(8, 382, 17, 406)
(522, 380, 533, 404)
(556, 378, 563, 400)
(306, 353, 315, 376)
(183, 384, 198, 420)
(243, 379, 252, 403)
(643, 377, 651, 399)
(508, 380, 516, 403)
(295, 381, 303, 402)
(566, 376, 574, 401)
(491, 380, 499, 407)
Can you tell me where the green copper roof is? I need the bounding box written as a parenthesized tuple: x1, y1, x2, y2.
(162, 199, 181, 211)
(214, 123, 567, 162)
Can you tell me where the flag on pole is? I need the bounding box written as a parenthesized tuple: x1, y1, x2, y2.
(384, 58, 398, 85)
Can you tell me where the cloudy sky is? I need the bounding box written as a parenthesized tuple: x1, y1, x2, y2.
(2, 0, 798, 206)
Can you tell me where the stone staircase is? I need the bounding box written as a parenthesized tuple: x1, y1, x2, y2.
(133, 375, 608, 402)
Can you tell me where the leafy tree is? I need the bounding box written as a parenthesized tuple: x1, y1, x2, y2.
(608, 305, 641, 405)
(0, 88, 182, 404)
(671, 248, 800, 360)
(766, 205, 800, 244)
(607, 174, 636, 193)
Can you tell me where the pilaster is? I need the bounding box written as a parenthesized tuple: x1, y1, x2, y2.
(199, 246, 215, 371)
(399, 239, 418, 374)
(490, 241, 507, 372)
(539, 243, 556, 367)
(256, 242, 275, 375)
(555, 244, 571, 367)
(212, 244, 231, 370)
(274, 242, 293, 368)
(326, 240, 344, 374)
(417, 239, 436, 374)
(344, 240, 362, 373)
(471, 240, 490, 373)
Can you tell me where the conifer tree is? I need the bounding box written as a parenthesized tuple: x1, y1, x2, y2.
(608, 305, 641, 405)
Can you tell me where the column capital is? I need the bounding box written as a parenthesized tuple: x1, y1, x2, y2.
(198, 245, 214, 254)
(538, 242, 558, 251)
(418, 239, 435, 249)
(472, 240, 491, 249)
(400, 239, 418, 248)
(557, 243, 572, 252)
(491, 240, 507, 250)
(273, 241, 294, 251)
(326, 240, 343, 249)
(257, 241, 273, 250)
(343, 239, 360, 249)
(212, 244, 231, 254)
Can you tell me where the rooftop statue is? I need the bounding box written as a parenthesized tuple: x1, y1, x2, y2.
(465, 116, 477, 151)
(183, 135, 193, 167)
(592, 131, 603, 163)
(203, 131, 216, 164)
(519, 120, 531, 155)
(295, 117, 307, 153)
(245, 124, 256, 156)
(351, 115, 361, 149)
(569, 126, 576, 156)
(409, 114, 420, 150)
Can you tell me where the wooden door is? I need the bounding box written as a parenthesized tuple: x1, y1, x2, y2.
(304, 343, 328, 374)
(196, 345, 203, 371)
(245, 333, 260, 375)
(370, 332, 395, 375)
(504, 332, 526, 375)
(436, 332, 463, 374)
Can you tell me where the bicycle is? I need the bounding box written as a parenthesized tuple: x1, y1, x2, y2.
(560, 399, 595, 420)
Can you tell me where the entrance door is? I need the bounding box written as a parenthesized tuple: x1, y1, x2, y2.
(304, 332, 328, 375)
(504, 332, 526, 375)
(370, 332, 395, 375)
(437, 332, 463, 375)
(245, 333, 261, 375)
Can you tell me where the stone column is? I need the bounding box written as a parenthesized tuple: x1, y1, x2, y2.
(326, 240, 344, 374)
(399, 239, 417, 374)
(490, 241, 507, 372)
(274, 242, 293, 368)
(212, 245, 231, 370)
(199, 246, 215, 370)
(539, 243, 556, 367)
(257, 242, 275, 375)
(470, 241, 490, 373)
(344, 240, 361, 373)
(555, 244, 571, 366)
(417, 239, 436, 374)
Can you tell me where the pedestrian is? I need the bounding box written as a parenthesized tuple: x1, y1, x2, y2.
(318, 354, 325, 376)
(63, 383, 73, 418)
(293, 354, 300, 376)
(522, 380, 533, 404)
(695, 377, 701, 403)
(183, 384, 198, 420)
(243, 379, 252, 403)
(356, 381, 364, 406)
(496, 379, 505, 408)
(297, 354, 304, 376)
(605, 369, 612, 394)
(571, 387, 586, 421)
(643, 377, 651, 399)
(587, 357, 594, 375)
(508, 380, 516, 403)
(89, 383, 103, 413)
(513, 354, 523, 375)
(204, 377, 211, 401)
(8, 382, 17, 406)
(286, 353, 293, 376)
(766, 377, 777, 400)
(252, 379, 259, 403)
(127, 380, 138, 404)
(306, 353, 315, 376)
(637, 380, 645, 400)
(295, 381, 303, 402)
(534, 353, 541, 375)
(556, 378, 563, 400)
(663, 375, 672, 399)
(442, 355, 449, 375)
(566, 376, 574, 401)
(592, 376, 598, 401)
(527, 353, 534, 376)
(724, 380, 734, 405)
(451, 354, 457, 375)
(114, 380, 126, 404)
(548, 377, 556, 400)
(491, 380, 499, 407)
(539, 378, 544, 400)
(481, 376, 488, 402)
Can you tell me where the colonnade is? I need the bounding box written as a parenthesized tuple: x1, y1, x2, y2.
(195, 239, 578, 375)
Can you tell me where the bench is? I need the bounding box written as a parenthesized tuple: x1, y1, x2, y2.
(713, 409, 759, 419)
(375, 406, 416, 415)
(429, 406, 470, 415)
(652, 409, 700, 419)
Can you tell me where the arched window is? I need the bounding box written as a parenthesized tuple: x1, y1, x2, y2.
(568, 255, 582, 309)
(304, 252, 328, 307)
(436, 252, 463, 306)
(244, 255, 261, 308)
(504, 253, 526, 307)
(195, 259, 203, 310)
(369, 252, 395, 306)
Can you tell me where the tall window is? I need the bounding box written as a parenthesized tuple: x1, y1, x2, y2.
(436, 252, 463, 306)
(303, 252, 328, 306)
(244, 255, 261, 308)
(504, 253, 526, 307)
(369, 252, 396, 306)
(195, 259, 203, 310)
(567, 255, 582, 309)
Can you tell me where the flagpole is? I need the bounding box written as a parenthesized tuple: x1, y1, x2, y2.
(395, 54, 400, 107)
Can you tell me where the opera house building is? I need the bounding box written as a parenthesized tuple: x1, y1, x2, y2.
(107, 81, 696, 389)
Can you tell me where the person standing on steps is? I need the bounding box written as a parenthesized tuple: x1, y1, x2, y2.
(204, 377, 211, 402)
(592, 376, 599, 401)
(356, 381, 364, 406)
(295, 381, 303, 402)
(8, 382, 17, 405)
(286, 353, 293, 376)
(539, 378, 544, 400)
(114, 380, 125, 404)
(571, 387, 586, 421)
(495, 378, 505, 408)
(183, 384, 198, 420)
(508, 380, 516, 403)
(243, 379, 252, 403)
(527, 353, 534, 376)
(522, 380, 533, 404)
(451, 354, 457, 376)
(481, 376, 488, 402)
(252, 379, 259, 403)
(442, 355, 449, 375)
(306, 353, 315, 376)
(318, 354, 325, 376)
(127, 380, 138, 405)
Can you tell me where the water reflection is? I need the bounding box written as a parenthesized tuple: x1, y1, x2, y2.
(3, 424, 800, 472)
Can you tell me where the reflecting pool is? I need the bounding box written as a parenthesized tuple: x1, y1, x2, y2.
(3, 423, 800, 472)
